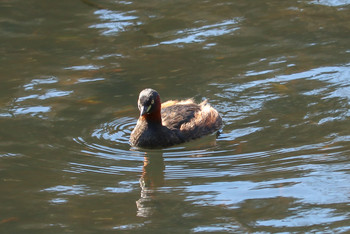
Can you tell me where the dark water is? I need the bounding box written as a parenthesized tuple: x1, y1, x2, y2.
(1, 0, 350, 232)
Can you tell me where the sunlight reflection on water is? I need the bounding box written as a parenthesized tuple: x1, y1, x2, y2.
(186, 167, 350, 207)
(257, 208, 347, 228)
(151, 18, 242, 46)
(310, 0, 350, 6)
(90, 9, 139, 35)
(12, 106, 51, 116)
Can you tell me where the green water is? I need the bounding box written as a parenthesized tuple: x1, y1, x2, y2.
(1, 0, 350, 232)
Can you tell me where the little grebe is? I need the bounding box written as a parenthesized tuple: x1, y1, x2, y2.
(130, 88, 222, 148)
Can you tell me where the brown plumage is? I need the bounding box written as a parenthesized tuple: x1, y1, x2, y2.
(129, 88, 222, 148)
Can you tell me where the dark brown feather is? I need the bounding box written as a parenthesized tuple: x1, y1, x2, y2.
(161, 103, 200, 129)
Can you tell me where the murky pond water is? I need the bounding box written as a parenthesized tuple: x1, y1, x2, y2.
(1, 0, 350, 232)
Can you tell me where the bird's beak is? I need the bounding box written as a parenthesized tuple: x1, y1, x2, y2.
(140, 105, 149, 116)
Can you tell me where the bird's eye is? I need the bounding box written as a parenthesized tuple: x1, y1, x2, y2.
(151, 99, 154, 105)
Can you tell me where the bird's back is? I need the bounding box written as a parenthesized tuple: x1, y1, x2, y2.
(161, 100, 222, 141)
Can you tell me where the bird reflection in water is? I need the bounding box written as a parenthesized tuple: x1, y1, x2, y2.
(136, 152, 165, 217)
(135, 136, 224, 217)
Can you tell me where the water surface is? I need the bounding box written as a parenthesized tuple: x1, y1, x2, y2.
(1, 0, 350, 233)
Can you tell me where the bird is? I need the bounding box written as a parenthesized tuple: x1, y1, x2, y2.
(129, 88, 222, 148)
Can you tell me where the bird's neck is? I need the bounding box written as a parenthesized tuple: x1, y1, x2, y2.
(142, 101, 162, 125)
(143, 111, 162, 125)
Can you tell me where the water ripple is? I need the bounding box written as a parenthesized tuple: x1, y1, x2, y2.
(64, 64, 103, 71)
(23, 76, 58, 91)
(16, 89, 73, 102)
(0, 76, 75, 118)
(310, 0, 350, 6)
(90, 9, 139, 35)
(161, 18, 241, 45)
(91, 117, 135, 144)
(146, 18, 242, 48)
